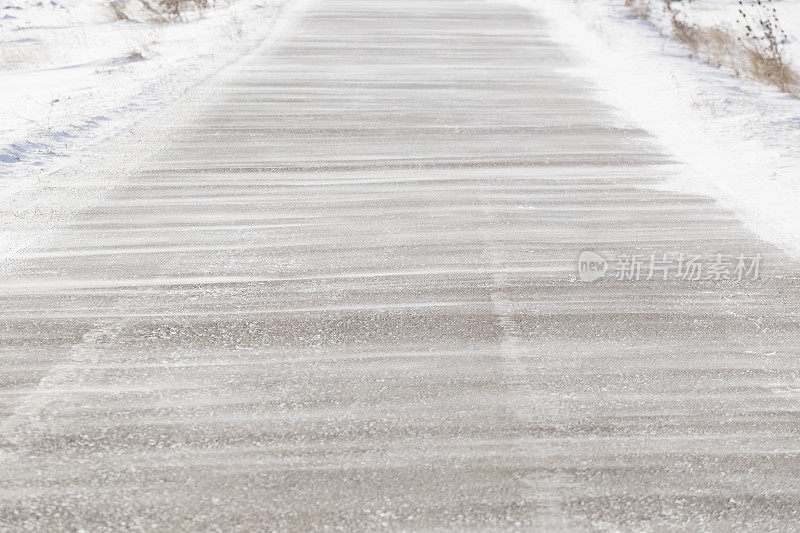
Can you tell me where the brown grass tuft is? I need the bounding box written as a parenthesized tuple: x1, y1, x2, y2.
(109, 0, 211, 24)
(108, 1, 130, 21)
(624, 0, 652, 21)
(623, 0, 799, 97)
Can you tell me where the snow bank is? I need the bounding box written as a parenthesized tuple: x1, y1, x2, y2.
(0, 0, 287, 188)
(0, 0, 308, 264)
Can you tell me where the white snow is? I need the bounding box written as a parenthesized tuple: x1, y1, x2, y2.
(522, 0, 800, 258)
(3, 0, 800, 262)
(0, 0, 305, 262)
(658, 0, 800, 68)
(0, 0, 287, 187)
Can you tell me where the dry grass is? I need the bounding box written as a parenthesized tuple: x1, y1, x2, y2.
(624, 0, 652, 21)
(108, 0, 211, 23)
(623, 0, 799, 97)
(735, 0, 798, 94)
(108, 1, 129, 21)
(159, 0, 209, 20)
(741, 40, 799, 93)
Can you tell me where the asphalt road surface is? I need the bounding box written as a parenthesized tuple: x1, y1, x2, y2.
(2, 0, 800, 530)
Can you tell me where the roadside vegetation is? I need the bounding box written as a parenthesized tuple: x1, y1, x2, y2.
(0, 0, 277, 180)
(109, 0, 213, 22)
(623, 0, 799, 96)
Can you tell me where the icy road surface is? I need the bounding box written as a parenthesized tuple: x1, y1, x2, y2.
(2, 0, 800, 530)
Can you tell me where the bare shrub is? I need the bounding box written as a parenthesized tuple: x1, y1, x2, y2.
(628, 0, 800, 96)
(110, 0, 211, 23)
(662, 2, 730, 67)
(624, 0, 652, 21)
(158, 0, 208, 20)
(157, 0, 209, 20)
(108, 1, 130, 21)
(736, 0, 798, 93)
(663, 0, 697, 46)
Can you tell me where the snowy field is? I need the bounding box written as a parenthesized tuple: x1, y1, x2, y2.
(0, 0, 287, 190)
(525, 0, 800, 258)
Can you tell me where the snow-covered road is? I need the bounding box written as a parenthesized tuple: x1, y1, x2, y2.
(2, 0, 800, 529)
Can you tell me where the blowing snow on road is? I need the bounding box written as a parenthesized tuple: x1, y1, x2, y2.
(2, 0, 800, 530)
